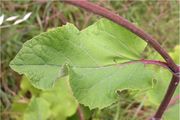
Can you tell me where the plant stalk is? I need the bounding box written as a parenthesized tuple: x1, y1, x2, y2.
(77, 105, 84, 120)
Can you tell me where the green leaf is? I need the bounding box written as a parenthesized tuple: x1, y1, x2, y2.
(40, 77, 78, 119)
(11, 102, 28, 120)
(147, 46, 179, 105)
(20, 76, 41, 96)
(169, 45, 180, 64)
(10, 18, 146, 89)
(146, 47, 179, 119)
(10, 24, 79, 89)
(11, 77, 78, 120)
(164, 103, 180, 120)
(24, 97, 51, 120)
(147, 68, 172, 105)
(146, 67, 179, 120)
(10, 18, 152, 109)
(148, 45, 180, 65)
(69, 63, 153, 109)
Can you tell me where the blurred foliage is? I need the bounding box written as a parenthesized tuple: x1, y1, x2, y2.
(164, 104, 179, 120)
(10, 76, 78, 120)
(0, 0, 179, 120)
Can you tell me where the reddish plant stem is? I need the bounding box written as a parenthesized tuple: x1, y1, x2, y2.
(126, 59, 179, 77)
(77, 105, 84, 120)
(129, 59, 168, 69)
(63, 1, 180, 119)
(151, 75, 179, 120)
(63, 0, 178, 73)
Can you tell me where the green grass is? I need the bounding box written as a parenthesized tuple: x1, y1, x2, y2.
(0, 1, 179, 120)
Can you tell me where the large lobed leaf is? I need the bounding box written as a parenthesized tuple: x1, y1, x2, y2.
(10, 18, 154, 109)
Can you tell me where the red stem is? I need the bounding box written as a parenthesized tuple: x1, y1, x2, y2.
(123, 59, 179, 76)
(63, 1, 180, 119)
(77, 105, 84, 120)
(130, 59, 168, 69)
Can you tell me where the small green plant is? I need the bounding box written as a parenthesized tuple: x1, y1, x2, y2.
(9, 1, 179, 120)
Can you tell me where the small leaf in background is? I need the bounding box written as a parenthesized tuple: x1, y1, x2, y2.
(22, 12, 32, 21)
(20, 76, 41, 96)
(10, 76, 78, 120)
(40, 77, 78, 119)
(13, 19, 25, 25)
(169, 45, 180, 64)
(164, 103, 179, 120)
(147, 68, 172, 105)
(147, 46, 179, 105)
(11, 101, 28, 120)
(0, 14, 4, 25)
(24, 97, 51, 120)
(6, 15, 19, 21)
(146, 46, 179, 120)
(13, 12, 32, 25)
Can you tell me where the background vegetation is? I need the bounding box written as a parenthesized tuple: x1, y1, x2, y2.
(1, 0, 179, 120)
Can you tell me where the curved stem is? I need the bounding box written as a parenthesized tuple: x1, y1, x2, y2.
(63, 0, 178, 73)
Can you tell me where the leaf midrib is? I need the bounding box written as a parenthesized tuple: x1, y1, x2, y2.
(10, 60, 142, 69)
